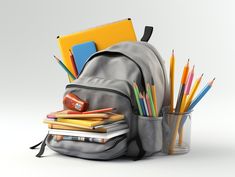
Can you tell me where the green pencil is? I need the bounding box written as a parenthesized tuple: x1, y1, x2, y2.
(53, 55, 76, 80)
(147, 83, 156, 117)
(133, 82, 143, 116)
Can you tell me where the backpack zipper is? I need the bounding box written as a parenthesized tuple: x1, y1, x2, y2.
(66, 84, 135, 109)
(78, 51, 146, 88)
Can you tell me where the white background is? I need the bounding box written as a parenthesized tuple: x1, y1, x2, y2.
(0, 0, 234, 176)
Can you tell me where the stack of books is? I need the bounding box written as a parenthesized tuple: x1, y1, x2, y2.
(43, 109, 129, 144)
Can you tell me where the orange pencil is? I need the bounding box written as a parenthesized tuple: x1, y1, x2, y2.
(175, 59, 190, 113)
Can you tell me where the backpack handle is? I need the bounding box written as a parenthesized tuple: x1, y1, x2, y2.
(141, 26, 153, 42)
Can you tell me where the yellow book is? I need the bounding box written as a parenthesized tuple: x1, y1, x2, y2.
(57, 18, 137, 81)
(48, 124, 107, 133)
(57, 114, 124, 127)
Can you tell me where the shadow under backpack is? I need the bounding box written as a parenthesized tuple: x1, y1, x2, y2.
(31, 26, 170, 160)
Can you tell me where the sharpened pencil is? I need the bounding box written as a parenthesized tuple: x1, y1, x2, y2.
(53, 55, 76, 80)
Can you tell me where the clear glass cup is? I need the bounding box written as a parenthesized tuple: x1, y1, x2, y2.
(162, 107, 192, 155)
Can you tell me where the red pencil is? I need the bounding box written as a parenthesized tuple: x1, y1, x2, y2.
(60, 108, 116, 114)
(69, 49, 78, 78)
(82, 108, 116, 114)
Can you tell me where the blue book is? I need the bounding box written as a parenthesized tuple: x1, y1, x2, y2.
(72, 41, 97, 74)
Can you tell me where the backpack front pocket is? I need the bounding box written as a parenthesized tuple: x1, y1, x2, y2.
(46, 134, 127, 160)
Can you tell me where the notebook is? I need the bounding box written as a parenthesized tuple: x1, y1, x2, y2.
(48, 121, 127, 133)
(57, 18, 137, 81)
(48, 128, 129, 139)
(72, 41, 97, 74)
(56, 113, 124, 127)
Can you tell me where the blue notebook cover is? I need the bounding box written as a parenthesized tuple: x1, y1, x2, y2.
(72, 41, 97, 74)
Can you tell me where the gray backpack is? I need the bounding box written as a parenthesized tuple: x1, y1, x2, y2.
(31, 30, 170, 160)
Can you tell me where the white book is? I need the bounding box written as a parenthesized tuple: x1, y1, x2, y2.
(48, 128, 129, 139)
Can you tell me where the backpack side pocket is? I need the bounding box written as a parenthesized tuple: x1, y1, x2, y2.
(138, 116, 163, 156)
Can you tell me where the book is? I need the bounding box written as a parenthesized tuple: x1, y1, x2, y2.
(48, 121, 128, 133)
(55, 135, 109, 144)
(47, 112, 111, 119)
(48, 128, 129, 139)
(72, 41, 97, 74)
(55, 114, 124, 127)
(57, 18, 137, 81)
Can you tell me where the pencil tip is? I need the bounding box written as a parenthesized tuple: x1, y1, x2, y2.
(201, 73, 204, 77)
(172, 49, 174, 55)
(209, 78, 216, 85)
(53, 55, 59, 61)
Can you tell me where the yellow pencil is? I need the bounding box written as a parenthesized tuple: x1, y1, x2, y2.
(170, 50, 175, 112)
(184, 74, 204, 111)
(151, 85, 158, 116)
(178, 73, 203, 145)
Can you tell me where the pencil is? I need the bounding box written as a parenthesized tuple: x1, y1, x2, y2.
(147, 84, 156, 117)
(53, 55, 76, 80)
(170, 49, 175, 113)
(133, 82, 143, 116)
(178, 73, 202, 145)
(175, 59, 190, 113)
(151, 85, 158, 116)
(146, 93, 152, 116)
(188, 78, 215, 111)
(82, 108, 116, 114)
(178, 78, 215, 146)
(142, 93, 149, 116)
(184, 74, 203, 111)
(69, 49, 78, 78)
(139, 94, 146, 116)
(179, 65, 195, 113)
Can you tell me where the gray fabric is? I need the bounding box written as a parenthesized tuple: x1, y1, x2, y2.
(46, 135, 127, 160)
(138, 116, 163, 156)
(46, 41, 170, 160)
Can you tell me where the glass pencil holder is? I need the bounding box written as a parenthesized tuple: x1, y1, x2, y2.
(162, 107, 192, 155)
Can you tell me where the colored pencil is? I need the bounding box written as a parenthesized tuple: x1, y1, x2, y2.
(188, 78, 215, 111)
(53, 55, 76, 80)
(133, 82, 143, 116)
(146, 94, 152, 116)
(139, 94, 146, 116)
(179, 65, 195, 113)
(175, 59, 190, 113)
(147, 83, 156, 117)
(151, 85, 158, 116)
(69, 49, 78, 78)
(178, 76, 213, 145)
(170, 49, 175, 113)
(184, 74, 203, 111)
(82, 108, 116, 114)
(142, 93, 149, 116)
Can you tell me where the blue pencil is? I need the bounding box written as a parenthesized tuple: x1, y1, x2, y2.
(139, 95, 147, 116)
(142, 93, 149, 116)
(188, 78, 215, 111)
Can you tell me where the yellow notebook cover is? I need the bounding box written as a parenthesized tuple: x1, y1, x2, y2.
(57, 18, 137, 81)
(56, 114, 124, 127)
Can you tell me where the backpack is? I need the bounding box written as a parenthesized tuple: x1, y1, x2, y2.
(31, 27, 170, 160)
